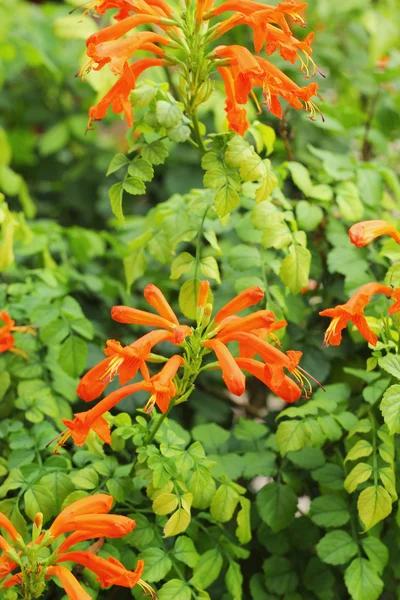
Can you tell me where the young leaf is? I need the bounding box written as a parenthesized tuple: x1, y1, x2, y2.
(344, 463, 373, 494)
(380, 384, 400, 434)
(345, 440, 373, 463)
(226, 561, 243, 600)
(344, 558, 383, 600)
(357, 485, 392, 532)
(109, 181, 124, 222)
(173, 536, 200, 568)
(236, 497, 251, 544)
(276, 420, 309, 456)
(279, 244, 311, 294)
(210, 483, 240, 522)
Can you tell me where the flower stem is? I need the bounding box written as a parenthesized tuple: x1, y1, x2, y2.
(191, 109, 207, 155)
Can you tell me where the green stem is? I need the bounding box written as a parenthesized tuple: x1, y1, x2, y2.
(191, 109, 206, 155)
(145, 397, 177, 445)
(369, 411, 379, 487)
(193, 204, 211, 283)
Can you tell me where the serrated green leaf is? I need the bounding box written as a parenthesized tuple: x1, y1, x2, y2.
(225, 136, 253, 167)
(344, 463, 372, 493)
(200, 256, 220, 283)
(190, 548, 223, 590)
(261, 223, 292, 249)
(140, 548, 172, 582)
(279, 244, 311, 294)
(240, 153, 265, 182)
(380, 384, 400, 434)
(210, 483, 240, 523)
(24, 485, 54, 522)
(379, 354, 400, 378)
(256, 483, 297, 532)
(179, 278, 200, 320)
(263, 556, 298, 595)
(344, 558, 383, 600)
(58, 336, 87, 378)
(153, 493, 179, 516)
(357, 485, 392, 532)
(106, 153, 129, 176)
(109, 181, 124, 222)
(345, 440, 373, 463)
(361, 537, 388, 575)
(142, 140, 169, 165)
(236, 497, 251, 544)
(317, 530, 358, 565)
(157, 579, 191, 600)
(173, 536, 199, 568)
(123, 176, 146, 195)
(128, 158, 154, 181)
(214, 184, 240, 218)
(226, 561, 243, 600)
(156, 101, 183, 128)
(276, 420, 309, 456)
(164, 507, 191, 537)
(309, 495, 350, 528)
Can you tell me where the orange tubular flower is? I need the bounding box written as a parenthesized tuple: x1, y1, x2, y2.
(236, 357, 301, 403)
(51, 514, 136, 539)
(349, 220, 400, 248)
(144, 283, 180, 325)
(61, 381, 150, 447)
(216, 310, 276, 336)
(86, 14, 162, 47)
(45, 566, 92, 600)
(214, 286, 264, 323)
(49, 494, 114, 539)
(197, 280, 211, 308)
(218, 67, 250, 136)
(319, 282, 395, 347)
(203, 339, 246, 396)
(76, 329, 173, 402)
(56, 553, 145, 589)
(146, 354, 184, 412)
(0, 513, 22, 542)
(0, 310, 36, 357)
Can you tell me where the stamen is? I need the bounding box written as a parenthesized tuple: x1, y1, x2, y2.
(46, 430, 71, 455)
(250, 89, 262, 114)
(100, 356, 124, 383)
(143, 394, 157, 414)
(138, 579, 158, 598)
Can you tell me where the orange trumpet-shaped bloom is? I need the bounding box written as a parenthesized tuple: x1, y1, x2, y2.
(88, 58, 164, 128)
(49, 494, 114, 539)
(86, 14, 162, 46)
(214, 286, 264, 323)
(349, 220, 400, 248)
(144, 284, 180, 325)
(319, 282, 395, 347)
(111, 303, 191, 344)
(2, 573, 23, 590)
(62, 381, 150, 447)
(51, 514, 136, 539)
(0, 553, 18, 579)
(236, 357, 301, 403)
(146, 354, 184, 412)
(197, 280, 211, 308)
(46, 566, 92, 600)
(203, 339, 246, 396)
(0, 513, 22, 542)
(197, 0, 215, 21)
(56, 552, 144, 589)
(235, 319, 288, 357)
(218, 67, 250, 136)
(76, 329, 172, 402)
(217, 310, 276, 336)
(0, 310, 15, 353)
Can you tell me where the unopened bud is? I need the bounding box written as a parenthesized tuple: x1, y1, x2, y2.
(201, 303, 213, 328)
(34, 513, 43, 529)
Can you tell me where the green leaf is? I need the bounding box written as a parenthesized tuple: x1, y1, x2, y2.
(296, 201, 324, 232)
(380, 384, 400, 434)
(156, 101, 183, 128)
(214, 185, 240, 218)
(109, 181, 124, 223)
(310, 495, 350, 528)
(317, 530, 358, 565)
(0, 128, 11, 165)
(379, 354, 400, 379)
(279, 244, 311, 294)
(336, 181, 364, 222)
(179, 278, 200, 320)
(357, 485, 392, 532)
(123, 176, 146, 196)
(0, 499, 27, 539)
(256, 483, 297, 532)
(226, 561, 243, 600)
(0, 371, 10, 401)
(236, 497, 251, 544)
(344, 558, 383, 600)
(124, 247, 147, 292)
(190, 548, 223, 590)
(263, 556, 298, 595)
(24, 484, 54, 522)
(255, 166, 278, 202)
(276, 420, 309, 456)
(170, 253, 195, 280)
(345, 440, 373, 463)
(58, 336, 87, 378)
(240, 153, 265, 182)
(39, 473, 75, 514)
(140, 548, 172, 582)
(38, 122, 69, 156)
(200, 256, 220, 283)
(262, 223, 292, 249)
(363, 378, 390, 405)
(173, 536, 199, 568)
(189, 465, 216, 509)
(142, 140, 169, 165)
(228, 245, 261, 271)
(361, 537, 388, 575)
(344, 463, 373, 494)
(225, 136, 253, 167)
(106, 153, 129, 176)
(128, 158, 154, 182)
(312, 464, 344, 491)
(192, 423, 230, 453)
(210, 483, 240, 523)
(70, 468, 98, 491)
(287, 447, 325, 470)
(131, 83, 157, 107)
(250, 121, 276, 155)
(153, 493, 179, 516)
(164, 507, 191, 537)
(158, 579, 191, 600)
(286, 162, 314, 196)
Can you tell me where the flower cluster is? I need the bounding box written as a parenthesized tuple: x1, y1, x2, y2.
(0, 494, 154, 599)
(57, 282, 317, 450)
(0, 310, 36, 359)
(80, 0, 321, 136)
(320, 220, 400, 346)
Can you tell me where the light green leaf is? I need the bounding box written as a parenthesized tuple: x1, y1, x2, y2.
(24, 485, 54, 522)
(171, 252, 195, 280)
(123, 176, 146, 196)
(256, 483, 297, 532)
(261, 222, 292, 249)
(179, 278, 200, 320)
(128, 158, 154, 181)
(336, 181, 364, 222)
(200, 256, 220, 283)
(106, 153, 129, 176)
(58, 336, 87, 378)
(240, 153, 265, 182)
(236, 497, 251, 544)
(124, 247, 146, 292)
(214, 185, 240, 218)
(228, 245, 261, 271)
(378, 354, 400, 379)
(190, 548, 223, 590)
(39, 473, 75, 514)
(286, 162, 314, 196)
(157, 579, 191, 600)
(109, 181, 124, 223)
(276, 420, 309, 456)
(309, 495, 350, 528)
(357, 485, 392, 532)
(317, 530, 358, 565)
(279, 244, 311, 294)
(296, 201, 324, 232)
(226, 561, 243, 600)
(344, 463, 373, 494)
(225, 136, 253, 167)
(173, 536, 199, 568)
(210, 483, 240, 523)
(164, 507, 191, 537)
(344, 558, 383, 600)
(153, 493, 179, 516)
(156, 101, 183, 128)
(345, 440, 373, 463)
(140, 548, 172, 582)
(250, 121, 276, 155)
(142, 140, 169, 165)
(70, 468, 98, 491)
(380, 384, 400, 434)
(361, 537, 388, 575)
(255, 167, 278, 203)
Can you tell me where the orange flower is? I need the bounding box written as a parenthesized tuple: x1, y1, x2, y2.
(56, 552, 145, 589)
(216, 310, 276, 336)
(90, 0, 172, 20)
(62, 381, 149, 447)
(76, 329, 173, 402)
(218, 67, 250, 136)
(145, 354, 184, 412)
(236, 357, 301, 403)
(0, 513, 22, 542)
(319, 282, 395, 346)
(196, 0, 215, 22)
(45, 566, 91, 600)
(349, 220, 400, 248)
(214, 286, 264, 323)
(262, 26, 318, 76)
(235, 319, 287, 357)
(86, 13, 162, 47)
(203, 339, 246, 396)
(112, 287, 192, 343)
(51, 514, 136, 539)
(197, 280, 211, 308)
(0, 310, 36, 357)
(49, 494, 114, 539)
